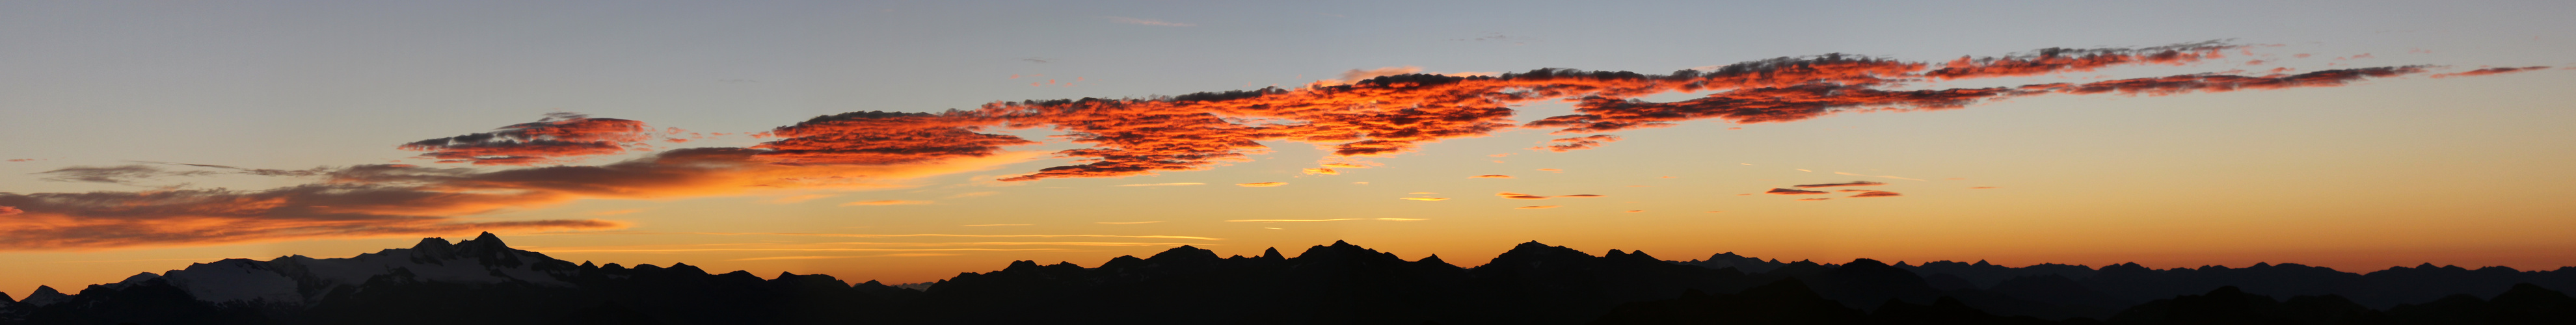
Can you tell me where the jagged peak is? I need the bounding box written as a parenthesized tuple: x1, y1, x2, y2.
(1261, 248, 1284, 260)
(31, 285, 61, 295)
(777, 271, 801, 280)
(1418, 254, 1445, 264)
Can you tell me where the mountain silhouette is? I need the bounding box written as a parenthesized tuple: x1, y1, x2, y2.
(0, 233, 2569, 324)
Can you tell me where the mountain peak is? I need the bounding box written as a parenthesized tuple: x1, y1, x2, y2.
(21, 285, 69, 306)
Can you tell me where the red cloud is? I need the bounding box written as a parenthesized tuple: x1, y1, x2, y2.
(399, 112, 657, 166)
(1849, 191, 1903, 198)
(0, 206, 20, 216)
(1793, 181, 1886, 188)
(712, 42, 2460, 183)
(1765, 188, 1831, 195)
(2430, 66, 2551, 79)
(1471, 175, 1515, 179)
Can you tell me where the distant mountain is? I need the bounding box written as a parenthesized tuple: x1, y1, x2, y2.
(1, 234, 2568, 324)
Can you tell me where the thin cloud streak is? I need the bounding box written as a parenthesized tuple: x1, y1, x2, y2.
(1225, 218, 1427, 222)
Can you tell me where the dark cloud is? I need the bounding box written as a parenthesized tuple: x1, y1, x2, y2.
(1765, 188, 1831, 195)
(1533, 135, 1621, 152)
(0, 148, 1018, 250)
(2430, 66, 2551, 78)
(398, 112, 659, 166)
(1793, 181, 1887, 188)
(34, 165, 217, 185)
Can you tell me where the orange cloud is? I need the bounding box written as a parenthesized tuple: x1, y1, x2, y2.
(1302, 168, 1339, 175)
(1556, 194, 1605, 198)
(2430, 66, 2551, 78)
(398, 112, 658, 166)
(1765, 188, 1831, 195)
(768, 194, 838, 203)
(1471, 175, 1514, 179)
(1794, 181, 1887, 188)
(841, 200, 932, 206)
(1514, 205, 1561, 209)
(1226, 218, 1425, 222)
(1797, 198, 1832, 201)
(1235, 182, 1288, 187)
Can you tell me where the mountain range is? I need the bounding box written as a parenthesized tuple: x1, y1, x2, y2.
(1, 233, 2569, 324)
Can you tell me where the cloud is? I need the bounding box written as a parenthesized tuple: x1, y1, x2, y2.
(1514, 205, 1561, 209)
(769, 194, 838, 203)
(1117, 183, 1206, 187)
(1105, 16, 1196, 27)
(1832, 172, 1926, 181)
(1793, 181, 1887, 188)
(1496, 192, 1550, 200)
(1533, 135, 1622, 152)
(0, 146, 1034, 250)
(34, 165, 217, 184)
(1765, 188, 1831, 195)
(1924, 42, 2237, 80)
(945, 191, 1000, 198)
(841, 200, 932, 206)
(1302, 168, 1339, 175)
(587, 209, 647, 216)
(1225, 218, 1425, 222)
(0, 206, 20, 216)
(1094, 221, 1163, 224)
(1400, 198, 1450, 201)
(1235, 182, 1288, 187)
(2430, 66, 2551, 78)
(1471, 175, 1514, 179)
(1849, 191, 1903, 198)
(398, 112, 660, 166)
(5, 159, 36, 162)
(1555, 194, 1604, 198)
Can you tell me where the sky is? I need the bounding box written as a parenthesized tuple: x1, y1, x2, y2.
(4, 0, 2574, 299)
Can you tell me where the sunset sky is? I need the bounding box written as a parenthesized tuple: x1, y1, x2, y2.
(5, 1, 2574, 299)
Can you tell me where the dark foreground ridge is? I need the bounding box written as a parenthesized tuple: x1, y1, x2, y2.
(2, 234, 2571, 324)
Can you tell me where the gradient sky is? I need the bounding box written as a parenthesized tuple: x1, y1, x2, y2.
(5, 1, 2575, 299)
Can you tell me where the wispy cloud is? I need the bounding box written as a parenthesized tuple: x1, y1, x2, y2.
(1105, 16, 1196, 27)
(1117, 183, 1205, 187)
(769, 194, 838, 203)
(1235, 182, 1287, 187)
(1225, 218, 1427, 222)
(841, 200, 932, 206)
